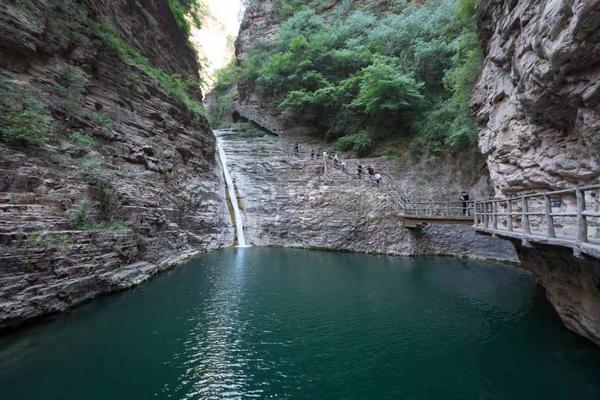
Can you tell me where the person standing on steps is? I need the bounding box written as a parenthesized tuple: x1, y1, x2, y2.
(460, 191, 470, 216)
(341, 160, 346, 172)
(375, 173, 381, 186)
(310, 148, 315, 160)
(334, 153, 340, 169)
(294, 143, 299, 157)
(357, 163, 363, 179)
(367, 164, 374, 177)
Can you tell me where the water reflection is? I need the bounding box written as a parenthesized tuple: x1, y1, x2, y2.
(164, 248, 259, 399)
(1, 248, 599, 400)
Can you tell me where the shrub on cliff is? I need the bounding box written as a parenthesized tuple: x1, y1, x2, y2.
(0, 81, 54, 145)
(207, 61, 240, 126)
(93, 21, 206, 118)
(228, 0, 483, 160)
(167, 0, 207, 37)
(56, 65, 89, 118)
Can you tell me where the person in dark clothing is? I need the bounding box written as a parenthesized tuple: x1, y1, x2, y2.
(357, 164, 363, 179)
(367, 165, 374, 176)
(460, 191, 470, 216)
(294, 143, 299, 157)
(310, 148, 315, 160)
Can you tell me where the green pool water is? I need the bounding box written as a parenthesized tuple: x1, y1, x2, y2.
(1, 248, 599, 399)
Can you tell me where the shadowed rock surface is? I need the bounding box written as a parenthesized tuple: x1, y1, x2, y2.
(473, 0, 600, 193)
(0, 0, 232, 329)
(473, 0, 600, 344)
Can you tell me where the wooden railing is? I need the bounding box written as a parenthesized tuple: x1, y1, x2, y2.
(404, 201, 474, 218)
(474, 184, 600, 244)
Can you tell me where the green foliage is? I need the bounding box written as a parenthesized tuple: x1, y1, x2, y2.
(93, 21, 206, 117)
(80, 157, 122, 221)
(56, 65, 89, 117)
(351, 56, 425, 125)
(80, 157, 106, 185)
(90, 179, 121, 221)
(25, 231, 42, 248)
(71, 200, 93, 230)
(207, 61, 240, 126)
(231, 0, 483, 158)
(89, 111, 115, 137)
(270, 0, 337, 18)
(334, 132, 374, 156)
(25, 231, 70, 249)
(0, 81, 54, 144)
(70, 131, 96, 148)
(72, 157, 125, 230)
(167, 0, 206, 37)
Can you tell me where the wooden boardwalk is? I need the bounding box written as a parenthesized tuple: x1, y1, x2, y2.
(474, 185, 600, 258)
(401, 201, 474, 228)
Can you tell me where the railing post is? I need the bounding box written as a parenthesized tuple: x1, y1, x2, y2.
(484, 202, 489, 228)
(522, 196, 531, 234)
(576, 188, 588, 243)
(544, 194, 555, 238)
(507, 199, 513, 232)
(492, 200, 498, 230)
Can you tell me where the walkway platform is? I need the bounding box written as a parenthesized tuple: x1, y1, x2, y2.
(403, 215, 473, 228)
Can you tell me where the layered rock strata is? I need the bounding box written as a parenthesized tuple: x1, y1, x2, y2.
(217, 129, 517, 261)
(473, 0, 600, 344)
(0, 0, 232, 329)
(473, 0, 600, 193)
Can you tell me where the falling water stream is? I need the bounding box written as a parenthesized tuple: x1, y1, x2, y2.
(215, 130, 248, 247)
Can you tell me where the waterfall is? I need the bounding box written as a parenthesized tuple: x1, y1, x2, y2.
(215, 131, 248, 247)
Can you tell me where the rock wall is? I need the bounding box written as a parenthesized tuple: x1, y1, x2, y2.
(0, 0, 233, 329)
(217, 130, 517, 261)
(473, 0, 600, 345)
(473, 0, 600, 194)
(515, 242, 600, 347)
(233, 0, 503, 198)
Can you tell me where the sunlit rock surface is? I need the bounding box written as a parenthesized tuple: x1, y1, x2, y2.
(217, 130, 517, 260)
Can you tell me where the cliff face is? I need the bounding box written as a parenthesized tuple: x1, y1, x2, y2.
(234, 0, 495, 196)
(473, 0, 600, 194)
(0, 0, 232, 329)
(217, 130, 517, 261)
(473, 0, 600, 345)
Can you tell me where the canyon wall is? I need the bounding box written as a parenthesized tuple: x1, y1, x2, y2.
(217, 130, 517, 261)
(473, 0, 600, 344)
(0, 0, 232, 329)
(473, 0, 599, 194)
(232, 0, 517, 261)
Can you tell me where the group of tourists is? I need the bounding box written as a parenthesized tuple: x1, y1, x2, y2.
(301, 143, 383, 185)
(295, 143, 474, 212)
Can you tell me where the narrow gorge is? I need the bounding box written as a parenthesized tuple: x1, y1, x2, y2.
(1, 0, 599, 398)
